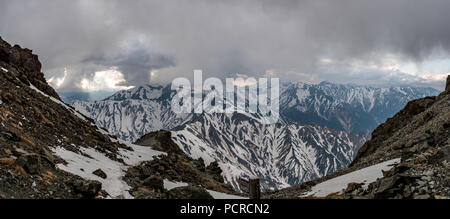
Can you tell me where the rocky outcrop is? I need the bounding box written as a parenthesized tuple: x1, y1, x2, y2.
(351, 96, 437, 167)
(143, 176, 164, 191)
(124, 130, 240, 199)
(0, 36, 60, 100)
(446, 75, 450, 92)
(71, 179, 103, 199)
(350, 75, 450, 171)
(345, 79, 450, 199)
(135, 131, 185, 155)
(92, 169, 107, 179)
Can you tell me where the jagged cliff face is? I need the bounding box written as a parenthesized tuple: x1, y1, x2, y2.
(0, 37, 60, 100)
(0, 37, 166, 199)
(447, 76, 450, 92)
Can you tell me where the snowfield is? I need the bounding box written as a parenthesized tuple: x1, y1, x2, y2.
(52, 143, 164, 199)
(301, 158, 401, 197)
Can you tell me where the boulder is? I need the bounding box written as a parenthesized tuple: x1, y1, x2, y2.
(92, 169, 107, 179)
(194, 158, 206, 172)
(16, 154, 41, 175)
(373, 174, 418, 199)
(143, 176, 164, 191)
(344, 183, 363, 193)
(206, 162, 224, 183)
(72, 179, 102, 198)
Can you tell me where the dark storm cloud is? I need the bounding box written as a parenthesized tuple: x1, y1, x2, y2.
(0, 0, 450, 91)
(83, 45, 175, 86)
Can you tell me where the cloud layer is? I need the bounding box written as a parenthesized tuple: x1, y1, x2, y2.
(1, 0, 450, 91)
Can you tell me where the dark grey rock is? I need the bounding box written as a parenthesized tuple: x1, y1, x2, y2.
(72, 179, 102, 198)
(16, 154, 41, 175)
(143, 176, 164, 191)
(92, 169, 107, 179)
(446, 75, 450, 92)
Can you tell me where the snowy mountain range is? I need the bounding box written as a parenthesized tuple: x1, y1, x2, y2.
(72, 82, 439, 190)
(73, 82, 438, 143)
(278, 82, 439, 133)
(171, 112, 366, 191)
(73, 85, 192, 142)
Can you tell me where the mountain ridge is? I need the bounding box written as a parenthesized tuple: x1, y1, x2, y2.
(171, 112, 366, 191)
(266, 76, 450, 199)
(73, 81, 440, 142)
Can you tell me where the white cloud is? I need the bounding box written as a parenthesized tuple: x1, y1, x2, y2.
(47, 68, 67, 88)
(78, 67, 134, 92)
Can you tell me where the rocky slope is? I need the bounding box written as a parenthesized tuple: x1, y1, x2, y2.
(0, 36, 164, 198)
(266, 76, 450, 199)
(0, 36, 234, 199)
(0, 36, 132, 198)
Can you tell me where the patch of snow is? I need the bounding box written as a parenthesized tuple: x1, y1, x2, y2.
(301, 158, 401, 197)
(52, 143, 164, 199)
(164, 180, 188, 190)
(0, 66, 8, 72)
(53, 146, 132, 198)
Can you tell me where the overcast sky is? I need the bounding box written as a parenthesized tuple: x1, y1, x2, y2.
(1, 0, 450, 92)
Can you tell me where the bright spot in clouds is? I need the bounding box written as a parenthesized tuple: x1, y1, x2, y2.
(231, 73, 257, 87)
(79, 67, 135, 92)
(47, 68, 68, 88)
